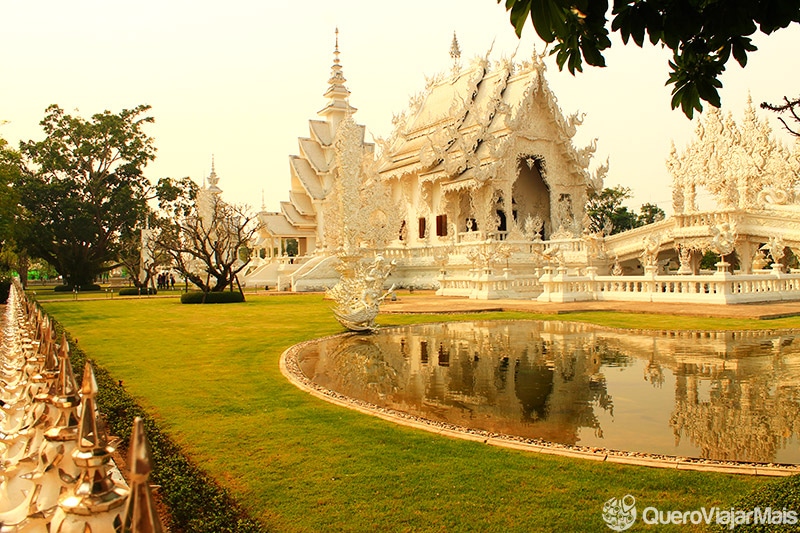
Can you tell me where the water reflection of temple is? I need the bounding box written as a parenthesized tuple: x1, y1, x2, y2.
(295, 321, 800, 463)
(300, 321, 620, 446)
(598, 331, 800, 463)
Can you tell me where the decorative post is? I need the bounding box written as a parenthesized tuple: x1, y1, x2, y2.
(50, 363, 128, 532)
(122, 417, 164, 533)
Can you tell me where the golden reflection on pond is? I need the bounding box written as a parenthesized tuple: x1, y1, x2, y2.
(295, 321, 800, 464)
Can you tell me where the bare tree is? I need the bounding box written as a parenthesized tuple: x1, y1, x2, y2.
(156, 177, 261, 294)
(761, 97, 800, 137)
(117, 217, 170, 291)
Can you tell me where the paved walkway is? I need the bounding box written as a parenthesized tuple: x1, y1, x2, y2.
(381, 292, 800, 320)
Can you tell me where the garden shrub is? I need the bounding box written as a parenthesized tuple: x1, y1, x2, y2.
(180, 291, 245, 304)
(118, 287, 157, 296)
(48, 317, 267, 533)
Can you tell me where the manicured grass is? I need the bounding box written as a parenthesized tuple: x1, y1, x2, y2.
(39, 294, 789, 532)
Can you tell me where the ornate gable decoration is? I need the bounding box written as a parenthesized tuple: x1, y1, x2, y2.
(668, 97, 800, 213)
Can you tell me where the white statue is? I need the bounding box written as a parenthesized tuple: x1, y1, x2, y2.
(328, 253, 396, 332)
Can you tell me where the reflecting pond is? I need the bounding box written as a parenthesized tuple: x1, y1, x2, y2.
(294, 321, 800, 464)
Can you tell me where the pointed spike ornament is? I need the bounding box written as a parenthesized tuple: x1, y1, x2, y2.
(122, 417, 164, 533)
(50, 362, 128, 532)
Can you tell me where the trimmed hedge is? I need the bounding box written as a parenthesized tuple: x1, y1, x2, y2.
(54, 283, 102, 292)
(714, 475, 800, 532)
(180, 291, 245, 304)
(118, 287, 157, 296)
(49, 317, 267, 533)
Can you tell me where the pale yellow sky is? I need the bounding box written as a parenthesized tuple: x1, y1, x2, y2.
(2, 0, 799, 215)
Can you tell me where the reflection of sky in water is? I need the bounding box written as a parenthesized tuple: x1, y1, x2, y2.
(295, 321, 800, 464)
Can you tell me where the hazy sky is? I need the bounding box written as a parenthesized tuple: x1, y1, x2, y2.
(3, 1, 799, 215)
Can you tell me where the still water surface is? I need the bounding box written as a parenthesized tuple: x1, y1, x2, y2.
(295, 321, 800, 464)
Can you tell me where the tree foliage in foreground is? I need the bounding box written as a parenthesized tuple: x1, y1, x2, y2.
(585, 186, 665, 235)
(156, 177, 261, 293)
(498, 0, 800, 118)
(16, 105, 155, 289)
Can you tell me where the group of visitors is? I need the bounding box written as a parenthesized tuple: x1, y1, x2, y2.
(157, 272, 175, 290)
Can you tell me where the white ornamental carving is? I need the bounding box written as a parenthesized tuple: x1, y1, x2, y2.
(328, 252, 396, 332)
(667, 97, 800, 213)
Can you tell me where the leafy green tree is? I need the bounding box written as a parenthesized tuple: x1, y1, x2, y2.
(638, 202, 665, 226)
(0, 136, 21, 250)
(0, 134, 29, 285)
(16, 104, 155, 289)
(497, 0, 800, 117)
(585, 186, 637, 234)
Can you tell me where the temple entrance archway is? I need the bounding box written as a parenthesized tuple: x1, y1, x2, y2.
(513, 155, 551, 238)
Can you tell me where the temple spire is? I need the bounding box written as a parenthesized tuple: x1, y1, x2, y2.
(207, 155, 221, 194)
(450, 32, 461, 61)
(319, 27, 357, 128)
(450, 31, 462, 74)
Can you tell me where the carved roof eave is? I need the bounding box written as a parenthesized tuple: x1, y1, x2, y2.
(288, 190, 315, 216)
(280, 201, 317, 228)
(440, 175, 480, 193)
(289, 156, 325, 200)
(263, 220, 317, 238)
(309, 120, 333, 147)
(298, 137, 329, 173)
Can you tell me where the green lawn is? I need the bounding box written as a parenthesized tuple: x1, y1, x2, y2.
(38, 294, 794, 532)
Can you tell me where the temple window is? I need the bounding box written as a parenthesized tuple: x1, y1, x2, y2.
(436, 214, 448, 236)
(418, 217, 427, 239)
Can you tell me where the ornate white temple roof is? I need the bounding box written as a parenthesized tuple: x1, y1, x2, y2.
(378, 49, 599, 190)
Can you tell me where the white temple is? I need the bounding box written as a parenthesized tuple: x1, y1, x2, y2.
(244, 31, 800, 305)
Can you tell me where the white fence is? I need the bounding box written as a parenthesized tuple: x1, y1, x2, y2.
(536, 266, 800, 304)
